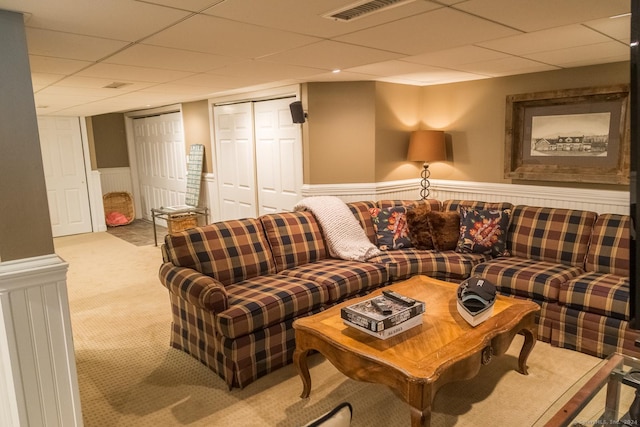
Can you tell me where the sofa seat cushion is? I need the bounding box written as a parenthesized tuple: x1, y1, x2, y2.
(278, 258, 389, 303)
(559, 272, 630, 321)
(471, 257, 584, 302)
(217, 275, 329, 339)
(367, 249, 489, 281)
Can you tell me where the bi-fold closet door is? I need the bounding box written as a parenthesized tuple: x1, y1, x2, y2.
(213, 97, 303, 221)
(132, 111, 187, 222)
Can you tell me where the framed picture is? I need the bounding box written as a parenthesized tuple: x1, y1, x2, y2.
(504, 85, 630, 184)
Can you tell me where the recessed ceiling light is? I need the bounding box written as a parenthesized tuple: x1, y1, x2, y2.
(332, 69, 341, 74)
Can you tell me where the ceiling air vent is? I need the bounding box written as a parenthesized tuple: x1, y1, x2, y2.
(323, 0, 416, 22)
(103, 82, 130, 89)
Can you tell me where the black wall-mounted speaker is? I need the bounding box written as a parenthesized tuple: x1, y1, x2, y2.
(289, 101, 306, 124)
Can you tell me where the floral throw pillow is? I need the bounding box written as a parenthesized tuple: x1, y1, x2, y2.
(369, 206, 412, 250)
(457, 207, 511, 257)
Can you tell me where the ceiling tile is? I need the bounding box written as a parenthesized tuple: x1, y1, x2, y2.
(31, 73, 65, 90)
(402, 46, 510, 67)
(29, 55, 91, 75)
(301, 70, 378, 83)
(346, 60, 438, 77)
(584, 15, 631, 41)
(26, 28, 129, 61)
(104, 44, 243, 73)
(453, 0, 630, 32)
(134, 0, 224, 13)
(261, 40, 403, 70)
(455, 57, 558, 77)
(171, 73, 266, 90)
(144, 14, 321, 59)
(478, 25, 613, 56)
(335, 7, 520, 55)
(202, 0, 441, 38)
(42, 77, 155, 95)
(7, 0, 191, 41)
(208, 60, 326, 81)
(380, 72, 489, 86)
(76, 63, 193, 83)
(525, 41, 630, 68)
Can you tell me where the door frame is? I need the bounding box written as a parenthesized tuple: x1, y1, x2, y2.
(207, 84, 302, 221)
(124, 104, 183, 220)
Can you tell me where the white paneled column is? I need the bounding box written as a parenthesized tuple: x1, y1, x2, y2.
(0, 255, 82, 427)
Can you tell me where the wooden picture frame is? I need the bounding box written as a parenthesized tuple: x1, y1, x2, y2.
(504, 85, 630, 184)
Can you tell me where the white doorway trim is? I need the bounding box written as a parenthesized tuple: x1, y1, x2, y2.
(124, 104, 182, 220)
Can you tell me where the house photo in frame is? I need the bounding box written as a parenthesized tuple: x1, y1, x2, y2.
(504, 85, 630, 184)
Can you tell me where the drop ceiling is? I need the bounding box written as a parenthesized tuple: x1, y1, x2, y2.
(0, 0, 630, 117)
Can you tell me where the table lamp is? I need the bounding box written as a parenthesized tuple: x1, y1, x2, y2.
(407, 130, 446, 200)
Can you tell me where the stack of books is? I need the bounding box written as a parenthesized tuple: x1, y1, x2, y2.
(341, 290, 425, 340)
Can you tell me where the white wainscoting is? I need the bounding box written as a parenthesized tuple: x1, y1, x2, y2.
(0, 255, 82, 427)
(302, 179, 629, 215)
(98, 167, 134, 196)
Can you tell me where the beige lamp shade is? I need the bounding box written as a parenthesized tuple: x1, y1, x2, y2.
(407, 130, 446, 162)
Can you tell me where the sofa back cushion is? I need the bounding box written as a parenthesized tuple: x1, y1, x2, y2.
(260, 211, 327, 271)
(377, 199, 441, 211)
(346, 201, 377, 244)
(508, 205, 596, 267)
(442, 199, 514, 212)
(585, 213, 630, 276)
(164, 218, 276, 285)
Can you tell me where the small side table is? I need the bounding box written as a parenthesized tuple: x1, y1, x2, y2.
(151, 205, 209, 246)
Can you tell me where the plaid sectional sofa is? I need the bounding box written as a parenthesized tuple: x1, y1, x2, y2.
(158, 199, 636, 389)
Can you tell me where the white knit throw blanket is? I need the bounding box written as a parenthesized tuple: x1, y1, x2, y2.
(294, 196, 381, 261)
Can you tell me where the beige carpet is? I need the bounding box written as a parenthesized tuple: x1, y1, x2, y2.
(55, 232, 606, 427)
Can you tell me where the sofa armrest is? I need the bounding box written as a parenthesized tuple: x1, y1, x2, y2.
(159, 263, 228, 312)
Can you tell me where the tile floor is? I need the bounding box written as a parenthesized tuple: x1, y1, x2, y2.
(106, 219, 164, 246)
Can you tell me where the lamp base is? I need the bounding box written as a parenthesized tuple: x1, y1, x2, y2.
(419, 163, 431, 200)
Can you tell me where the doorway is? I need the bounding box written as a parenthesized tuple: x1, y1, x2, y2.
(38, 116, 93, 237)
(213, 97, 303, 221)
(131, 111, 187, 223)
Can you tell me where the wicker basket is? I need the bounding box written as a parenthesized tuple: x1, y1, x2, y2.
(167, 213, 198, 234)
(103, 192, 135, 226)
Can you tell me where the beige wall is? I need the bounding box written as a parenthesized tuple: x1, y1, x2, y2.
(420, 61, 630, 190)
(374, 82, 422, 182)
(305, 82, 377, 184)
(182, 100, 212, 174)
(91, 113, 129, 169)
(0, 10, 54, 260)
(301, 61, 629, 190)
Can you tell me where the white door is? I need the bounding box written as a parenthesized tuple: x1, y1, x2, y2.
(133, 112, 187, 222)
(214, 103, 257, 220)
(254, 98, 303, 215)
(38, 116, 92, 237)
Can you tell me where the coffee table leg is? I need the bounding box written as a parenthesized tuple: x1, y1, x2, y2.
(293, 348, 312, 398)
(410, 406, 430, 427)
(518, 327, 536, 375)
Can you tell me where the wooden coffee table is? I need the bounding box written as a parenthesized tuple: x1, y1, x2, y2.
(293, 275, 540, 427)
